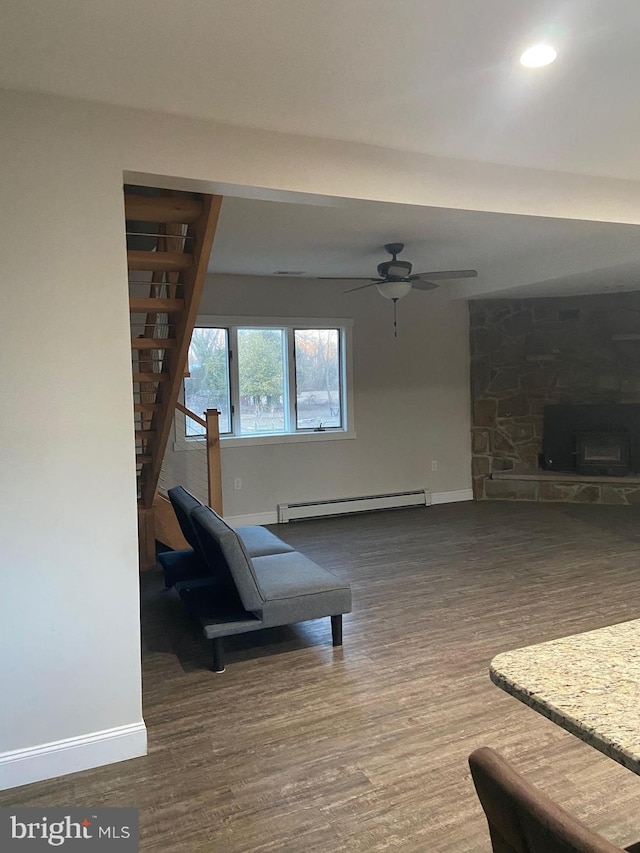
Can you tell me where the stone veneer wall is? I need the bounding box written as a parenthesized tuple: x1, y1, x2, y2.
(470, 291, 640, 502)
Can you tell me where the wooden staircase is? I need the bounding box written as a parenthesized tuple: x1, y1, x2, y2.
(125, 187, 223, 567)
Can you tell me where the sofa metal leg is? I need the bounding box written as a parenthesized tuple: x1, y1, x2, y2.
(212, 638, 226, 673)
(331, 614, 343, 647)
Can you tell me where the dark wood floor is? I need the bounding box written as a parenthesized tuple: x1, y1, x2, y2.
(4, 501, 640, 851)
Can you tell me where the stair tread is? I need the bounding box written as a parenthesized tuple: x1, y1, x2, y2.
(133, 372, 169, 382)
(125, 194, 203, 224)
(127, 250, 192, 272)
(131, 337, 177, 349)
(129, 297, 185, 312)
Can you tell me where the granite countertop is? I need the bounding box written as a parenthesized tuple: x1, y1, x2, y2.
(490, 619, 640, 775)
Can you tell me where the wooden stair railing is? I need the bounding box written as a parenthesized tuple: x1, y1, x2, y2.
(174, 404, 223, 514)
(140, 405, 223, 568)
(126, 186, 223, 568)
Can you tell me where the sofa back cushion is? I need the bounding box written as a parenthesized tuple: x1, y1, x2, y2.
(167, 486, 203, 550)
(190, 506, 264, 612)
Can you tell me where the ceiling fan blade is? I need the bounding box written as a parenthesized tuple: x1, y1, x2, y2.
(319, 276, 377, 281)
(411, 280, 440, 292)
(343, 280, 384, 293)
(409, 269, 478, 281)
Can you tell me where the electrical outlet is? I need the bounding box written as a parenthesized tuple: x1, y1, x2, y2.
(431, 460, 438, 472)
(233, 477, 242, 490)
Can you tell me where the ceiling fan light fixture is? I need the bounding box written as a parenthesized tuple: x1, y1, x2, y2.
(376, 281, 413, 300)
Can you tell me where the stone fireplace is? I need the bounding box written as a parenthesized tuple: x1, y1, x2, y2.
(470, 292, 640, 505)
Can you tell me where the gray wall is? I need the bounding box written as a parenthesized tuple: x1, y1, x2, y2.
(161, 274, 472, 521)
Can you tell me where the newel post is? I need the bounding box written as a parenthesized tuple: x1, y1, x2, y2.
(205, 408, 223, 514)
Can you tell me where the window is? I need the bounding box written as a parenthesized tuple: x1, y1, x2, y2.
(184, 327, 231, 435)
(237, 327, 287, 435)
(294, 329, 342, 430)
(183, 318, 352, 442)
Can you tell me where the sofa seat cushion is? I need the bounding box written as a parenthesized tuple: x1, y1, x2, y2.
(253, 551, 352, 626)
(237, 526, 295, 557)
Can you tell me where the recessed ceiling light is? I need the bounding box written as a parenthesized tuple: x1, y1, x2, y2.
(520, 43, 557, 68)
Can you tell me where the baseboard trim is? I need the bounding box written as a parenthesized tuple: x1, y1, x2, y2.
(432, 488, 474, 504)
(226, 490, 473, 526)
(0, 722, 147, 791)
(227, 511, 279, 527)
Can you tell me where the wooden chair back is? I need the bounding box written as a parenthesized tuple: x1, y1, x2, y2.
(469, 747, 638, 853)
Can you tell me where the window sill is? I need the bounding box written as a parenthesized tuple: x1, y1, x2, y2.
(173, 430, 356, 451)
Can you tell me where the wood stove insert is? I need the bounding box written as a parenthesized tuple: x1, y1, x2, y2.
(574, 431, 630, 476)
(542, 404, 640, 474)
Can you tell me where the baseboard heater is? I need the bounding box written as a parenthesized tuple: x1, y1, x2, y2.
(277, 489, 431, 523)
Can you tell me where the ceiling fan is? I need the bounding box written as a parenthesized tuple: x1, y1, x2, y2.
(323, 242, 478, 336)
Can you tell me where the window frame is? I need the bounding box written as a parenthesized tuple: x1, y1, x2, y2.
(177, 315, 355, 449)
(293, 327, 344, 432)
(184, 326, 232, 437)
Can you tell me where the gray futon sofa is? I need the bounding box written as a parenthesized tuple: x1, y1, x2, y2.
(158, 486, 352, 672)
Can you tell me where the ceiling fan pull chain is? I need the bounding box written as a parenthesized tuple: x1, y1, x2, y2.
(393, 297, 399, 338)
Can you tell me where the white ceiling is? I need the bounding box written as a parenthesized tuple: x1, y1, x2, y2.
(6, 0, 640, 299)
(211, 195, 640, 299)
(4, 0, 640, 180)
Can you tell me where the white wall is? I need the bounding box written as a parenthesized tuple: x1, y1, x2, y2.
(3, 86, 640, 788)
(162, 275, 471, 520)
(0, 93, 145, 787)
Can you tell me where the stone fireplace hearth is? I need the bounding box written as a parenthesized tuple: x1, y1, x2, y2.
(470, 292, 640, 505)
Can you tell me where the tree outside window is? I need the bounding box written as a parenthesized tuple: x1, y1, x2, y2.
(184, 328, 230, 435)
(183, 322, 347, 438)
(294, 329, 341, 429)
(237, 328, 285, 433)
